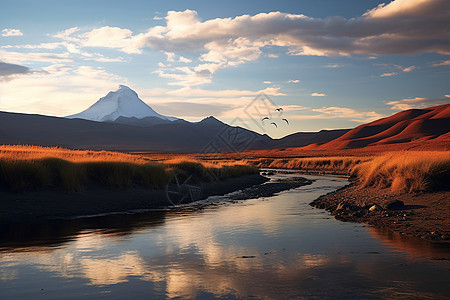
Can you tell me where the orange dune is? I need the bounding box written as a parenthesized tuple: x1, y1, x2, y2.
(310, 104, 450, 150)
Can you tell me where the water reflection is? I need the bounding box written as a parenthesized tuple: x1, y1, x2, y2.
(367, 227, 450, 261)
(0, 176, 449, 299)
(0, 211, 167, 252)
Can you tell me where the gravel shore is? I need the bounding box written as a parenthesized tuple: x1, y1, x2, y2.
(310, 183, 450, 244)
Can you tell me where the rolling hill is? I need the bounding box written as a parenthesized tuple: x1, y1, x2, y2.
(304, 104, 450, 151)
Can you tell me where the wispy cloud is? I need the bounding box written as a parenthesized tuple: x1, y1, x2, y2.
(287, 79, 300, 83)
(432, 60, 450, 67)
(380, 72, 398, 77)
(311, 92, 326, 97)
(290, 106, 385, 123)
(263, 80, 272, 84)
(1, 28, 23, 37)
(323, 64, 346, 68)
(379, 64, 416, 77)
(386, 96, 450, 110)
(0, 50, 73, 63)
(402, 65, 415, 72)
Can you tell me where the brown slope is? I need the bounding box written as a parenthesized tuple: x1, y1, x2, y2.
(310, 104, 450, 150)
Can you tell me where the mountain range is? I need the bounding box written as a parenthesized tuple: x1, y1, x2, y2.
(0, 85, 448, 152)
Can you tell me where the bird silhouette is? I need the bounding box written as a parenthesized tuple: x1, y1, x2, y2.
(261, 117, 270, 121)
(282, 118, 289, 124)
(270, 122, 277, 128)
(275, 108, 283, 112)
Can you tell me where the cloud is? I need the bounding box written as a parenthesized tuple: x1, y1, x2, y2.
(0, 64, 127, 116)
(52, 26, 142, 54)
(432, 60, 450, 67)
(386, 96, 450, 110)
(139, 86, 286, 120)
(287, 79, 300, 83)
(80, 26, 138, 53)
(363, 0, 444, 18)
(165, 52, 192, 63)
(290, 106, 385, 123)
(324, 64, 346, 68)
(402, 65, 415, 72)
(0, 50, 73, 63)
(263, 81, 272, 84)
(142, 86, 285, 99)
(311, 92, 326, 97)
(378, 63, 416, 77)
(152, 102, 233, 117)
(380, 72, 398, 77)
(45, 0, 449, 86)
(136, 1, 450, 57)
(0, 62, 30, 78)
(53, 27, 80, 40)
(1, 28, 23, 36)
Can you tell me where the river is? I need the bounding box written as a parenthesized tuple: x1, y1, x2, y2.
(0, 174, 449, 299)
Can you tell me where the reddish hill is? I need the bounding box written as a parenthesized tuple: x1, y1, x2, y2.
(305, 104, 450, 150)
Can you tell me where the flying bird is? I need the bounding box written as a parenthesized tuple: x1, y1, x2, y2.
(282, 118, 289, 124)
(261, 117, 270, 121)
(270, 122, 278, 128)
(275, 108, 283, 112)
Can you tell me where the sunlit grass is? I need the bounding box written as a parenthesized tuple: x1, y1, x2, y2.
(248, 156, 370, 173)
(2, 145, 448, 194)
(352, 151, 450, 193)
(0, 145, 258, 192)
(246, 151, 449, 193)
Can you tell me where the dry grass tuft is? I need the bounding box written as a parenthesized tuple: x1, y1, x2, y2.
(352, 151, 450, 193)
(247, 156, 370, 174)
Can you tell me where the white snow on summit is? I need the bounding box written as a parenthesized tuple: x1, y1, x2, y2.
(66, 85, 177, 122)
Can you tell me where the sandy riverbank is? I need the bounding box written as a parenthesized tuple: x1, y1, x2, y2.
(310, 183, 450, 244)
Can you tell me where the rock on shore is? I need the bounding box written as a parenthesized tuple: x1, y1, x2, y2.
(310, 183, 450, 243)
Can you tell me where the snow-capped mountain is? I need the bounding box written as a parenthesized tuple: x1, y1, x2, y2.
(66, 85, 177, 122)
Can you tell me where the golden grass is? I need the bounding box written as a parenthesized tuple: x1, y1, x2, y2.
(0, 145, 258, 192)
(246, 151, 449, 193)
(353, 151, 450, 193)
(1, 145, 448, 194)
(0, 145, 149, 164)
(248, 156, 370, 174)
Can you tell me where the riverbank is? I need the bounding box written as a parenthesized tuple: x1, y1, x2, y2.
(310, 183, 450, 243)
(0, 174, 272, 223)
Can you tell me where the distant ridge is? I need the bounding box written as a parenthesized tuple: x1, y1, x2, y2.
(1, 102, 447, 153)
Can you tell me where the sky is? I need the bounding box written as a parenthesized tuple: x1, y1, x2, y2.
(0, 0, 449, 138)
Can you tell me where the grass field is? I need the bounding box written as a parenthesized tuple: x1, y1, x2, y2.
(353, 151, 450, 193)
(0, 145, 258, 192)
(1, 145, 448, 194)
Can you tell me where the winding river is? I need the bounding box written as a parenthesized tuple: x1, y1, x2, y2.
(0, 174, 449, 299)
